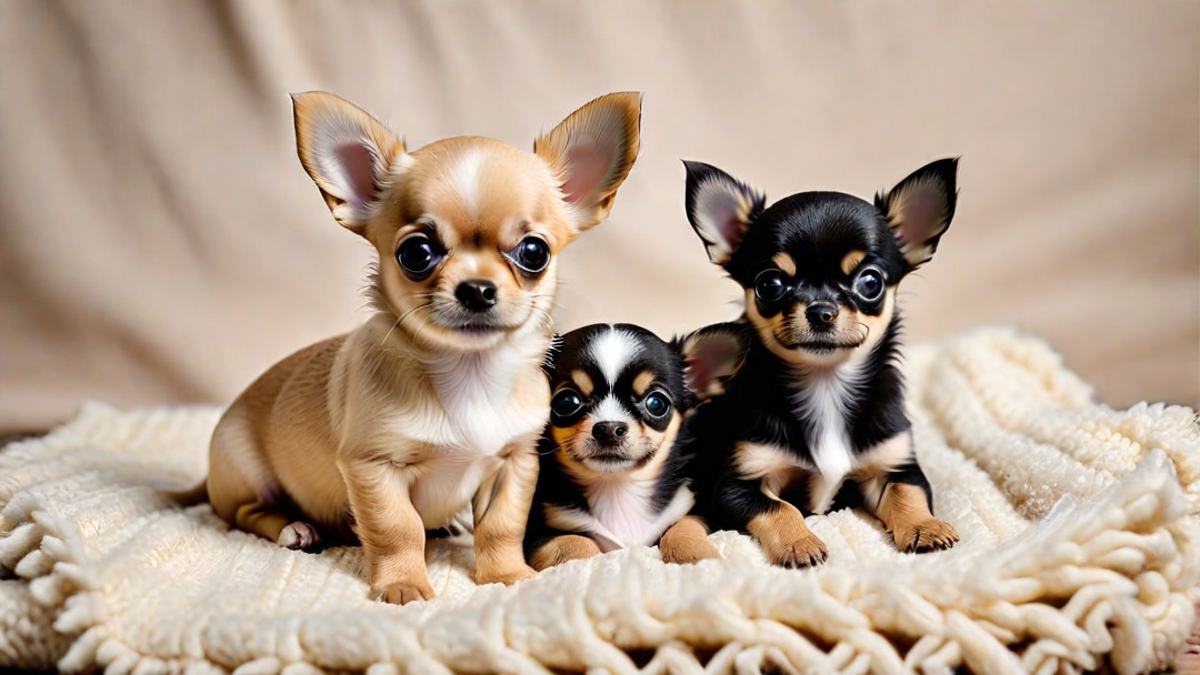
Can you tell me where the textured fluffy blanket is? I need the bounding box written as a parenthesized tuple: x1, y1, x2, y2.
(0, 328, 1197, 674)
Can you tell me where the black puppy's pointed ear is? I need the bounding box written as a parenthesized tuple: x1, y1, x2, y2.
(683, 161, 766, 266)
(875, 157, 959, 269)
(673, 322, 751, 403)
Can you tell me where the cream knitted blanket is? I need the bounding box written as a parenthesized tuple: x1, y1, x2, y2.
(1, 328, 1197, 675)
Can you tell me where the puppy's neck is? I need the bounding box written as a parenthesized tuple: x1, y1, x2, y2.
(786, 356, 868, 479)
(422, 341, 542, 409)
(572, 466, 658, 544)
(370, 307, 551, 404)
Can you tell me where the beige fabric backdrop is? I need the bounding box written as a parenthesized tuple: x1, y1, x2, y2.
(0, 0, 1196, 434)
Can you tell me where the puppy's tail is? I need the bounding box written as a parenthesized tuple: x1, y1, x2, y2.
(163, 479, 209, 507)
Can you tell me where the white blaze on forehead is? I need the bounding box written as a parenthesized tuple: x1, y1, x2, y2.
(589, 394, 635, 424)
(455, 251, 483, 276)
(451, 148, 487, 220)
(589, 326, 641, 386)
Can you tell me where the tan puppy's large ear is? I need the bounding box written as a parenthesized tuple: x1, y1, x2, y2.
(534, 92, 643, 233)
(292, 91, 407, 236)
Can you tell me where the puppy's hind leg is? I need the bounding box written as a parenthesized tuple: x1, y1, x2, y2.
(236, 501, 321, 551)
(207, 407, 322, 551)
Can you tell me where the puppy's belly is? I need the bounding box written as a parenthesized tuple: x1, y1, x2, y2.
(409, 449, 502, 530)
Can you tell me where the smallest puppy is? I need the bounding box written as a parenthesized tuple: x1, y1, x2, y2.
(525, 323, 746, 569)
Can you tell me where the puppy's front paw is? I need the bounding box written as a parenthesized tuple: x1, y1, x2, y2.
(769, 534, 829, 568)
(530, 534, 602, 571)
(659, 517, 721, 565)
(474, 564, 537, 586)
(893, 518, 959, 553)
(661, 537, 721, 565)
(378, 579, 436, 605)
(277, 522, 321, 551)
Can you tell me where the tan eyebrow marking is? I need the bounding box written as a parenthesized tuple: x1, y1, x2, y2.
(632, 370, 657, 397)
(570, 370, 594, 397)
(841, 250, 866, 275)
(773, 252, 797, 276)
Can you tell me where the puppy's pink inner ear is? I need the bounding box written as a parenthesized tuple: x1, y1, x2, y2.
(899, 194, 941, 243)
(333, 142, 379, 206)
(707, 191, 748, 251)
(561, 143, 614, 204)
(685, 340, 732, 394)
(685, 357, 716, 395)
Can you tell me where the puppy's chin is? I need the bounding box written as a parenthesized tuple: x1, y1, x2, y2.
(421, 319, 513, 352)
(758, 328, 866, 367)
(568, 438, 656, 474)
(381, 299, 545, 353)
(788, 339, 863, 367)
(794, 347, 864, 368)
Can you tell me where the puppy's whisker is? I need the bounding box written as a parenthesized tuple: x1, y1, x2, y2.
(380, 318, 402, 347)
(404, 304, 434, 348)
(382, 301, 432, 346)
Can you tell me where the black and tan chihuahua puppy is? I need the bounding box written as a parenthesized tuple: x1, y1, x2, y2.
(679, 158, 961, 567)
(524, 323, 746, 570)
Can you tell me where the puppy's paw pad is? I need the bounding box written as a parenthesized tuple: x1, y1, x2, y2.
(277, 522, 320, 551)
(895, 518, 959, 553)
(772, 536, 829, 568)
(378, 580, 436, 605)
(475, 565, 537, 586)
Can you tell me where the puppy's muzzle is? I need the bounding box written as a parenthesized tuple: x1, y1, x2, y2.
(805, 301, 839, 332)
(455, 279, 498, 313)
(575, 421, 650, 469)
(591, 421, 629, 447)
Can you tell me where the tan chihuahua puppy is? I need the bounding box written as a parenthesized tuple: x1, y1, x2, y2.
(201, 91, 642, 604)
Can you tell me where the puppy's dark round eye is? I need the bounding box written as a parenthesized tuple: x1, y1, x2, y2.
(508, 236, 551, 274)
(854, 268, 885, 301)
(755, 270, 789, 303)
(550, 389, 583, 418)
(643, 392, 671, 419)
(397, 235, 445, 279)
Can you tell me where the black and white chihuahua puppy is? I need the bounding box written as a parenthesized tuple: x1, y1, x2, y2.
(524, 323, 746, 570)
(679, 158, 961, 567)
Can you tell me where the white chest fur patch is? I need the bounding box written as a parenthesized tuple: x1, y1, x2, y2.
(790, 363, 866, 513)
(591, 394, 635, 425)
(424, 345, 544, 456)
(546, 481, 694, 552)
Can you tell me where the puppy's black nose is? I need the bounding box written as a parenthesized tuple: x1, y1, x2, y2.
(455, 280, 497, 312)
(592, 421, 628, 446)
(805, 301, 839, 330)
